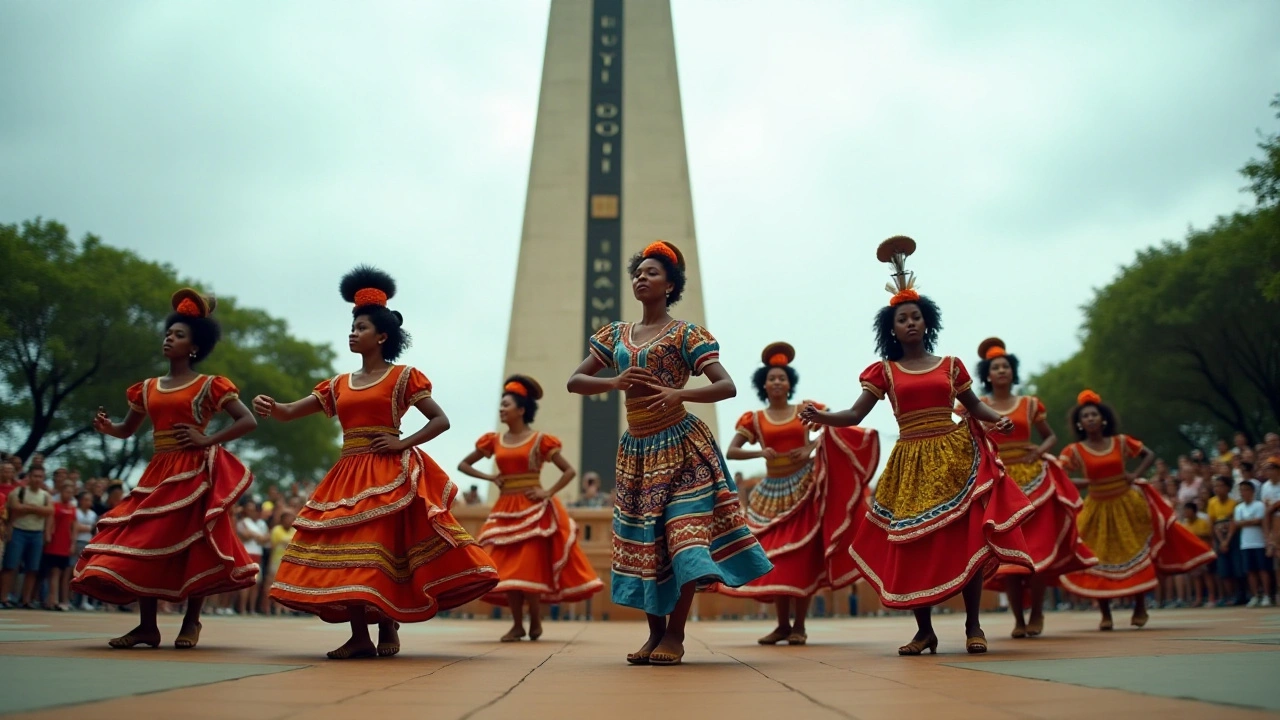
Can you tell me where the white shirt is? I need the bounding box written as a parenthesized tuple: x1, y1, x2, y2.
(1260, 481, 1280, 512)
(239, 518, 269, 555)
(1234, 500, 1266, 550)
(75, 508, 98, 542)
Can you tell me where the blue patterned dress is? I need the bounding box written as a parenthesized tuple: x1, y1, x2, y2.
(590, 320, 772, 615)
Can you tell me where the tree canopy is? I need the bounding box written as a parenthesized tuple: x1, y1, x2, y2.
(0, 218, 337, 483)
(1029, 94, 1280, 459)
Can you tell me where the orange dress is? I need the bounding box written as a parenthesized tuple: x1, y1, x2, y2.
(971, 396, 1098, 587)
(269, 366, 499, 622)
(72, 376, 258, 604)
(1057, 436, 1214, 598)
(473, 432, 603, 605)
(850, 358, 1034, 608)
(718, 404, 880, 599)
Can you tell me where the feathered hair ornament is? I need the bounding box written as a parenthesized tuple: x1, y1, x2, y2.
(876, 235, 919, 306)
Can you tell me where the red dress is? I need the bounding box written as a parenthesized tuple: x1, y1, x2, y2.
(1058, 436, 1214, 598)
(718, 404, 880, 599)
(850, 358, 1034, 608)
(474, 432, 603, 605)
(972, 396, 1097, 588)
(72, 376, 258, 603)
(269, 366, 499, 623)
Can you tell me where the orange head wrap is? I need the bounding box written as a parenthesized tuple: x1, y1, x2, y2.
(1262, 455, 1280, 470)
(643, 241, 679, 266)
(1077, 389, 1102, 407)
(354, 288, 389, 308)
(889, 288, 920, 307)
(176, 298, 201, 317)
(768, 353, 789, 367)
(170, 288, 214, 318)
(503, 381, 528, 397)
(985, 346, 1007, 360)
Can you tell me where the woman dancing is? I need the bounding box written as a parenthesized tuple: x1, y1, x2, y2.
(73, 289, 259, 649)
(457, 374, 603, 642)
(255, 267, 498, 659)
(1057, 391, 1215, 629)
(721, 342, 880, 645)
(965, 338, 1097, 638)
(567, 240, 772, 666)
(802, 236, 1034, 655)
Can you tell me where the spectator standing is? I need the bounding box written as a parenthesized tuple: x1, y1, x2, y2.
(235, 502, 269, 615)
(41, 483, 77, 611)
(1230, 481, 1272, 607)
(267, 510, 296, 614)
(0, 468, 53, 607)
(1207, 476, 1239, 606)
(1176, 502, 1213, 606)
(72, 492, 99, 610)
(573, 472, 609, 509)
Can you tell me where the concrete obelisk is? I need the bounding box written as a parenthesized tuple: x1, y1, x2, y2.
(501, 0, 716, 497)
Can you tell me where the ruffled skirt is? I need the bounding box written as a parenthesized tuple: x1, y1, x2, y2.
(269, 447, 498, 623)
(611, 401, 772, 616)
(850, 416, 1034, 609)
(987, 453, 1098, 590)
(718, 426, 880, 600)
(1060, 480, 1214, 599)
(477, 493, 603, 605)
(71, 446, 258, 604)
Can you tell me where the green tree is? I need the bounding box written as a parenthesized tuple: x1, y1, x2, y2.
(1029, 97, 1280, 459)
(0, 219, 338, 483)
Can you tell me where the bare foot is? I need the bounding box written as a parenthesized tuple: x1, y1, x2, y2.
(327, 635, 377, 660)
(175, 620, 202, 649)
(650, 635, 685, 666)
(108, 625, 161, 649)
(377, 621, 401, 657)
(528, 617, 543, 641)
(626, 634, 662, 665)
(500, 626, 527, 643)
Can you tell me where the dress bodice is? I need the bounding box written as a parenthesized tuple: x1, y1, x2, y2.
(859, 357, 971, 438)
(589, 320, 720, 389)
(127, 375, 240, 452)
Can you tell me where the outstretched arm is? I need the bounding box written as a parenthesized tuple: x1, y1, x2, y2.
(801, 390, 879, 428)
(93, 407, 146, 440)
(253, 394, 324, 423)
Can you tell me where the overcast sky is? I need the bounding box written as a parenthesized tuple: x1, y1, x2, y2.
(2, 0, 1277, 483)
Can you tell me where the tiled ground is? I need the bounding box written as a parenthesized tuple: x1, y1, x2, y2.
(0, 606, 1277, 719)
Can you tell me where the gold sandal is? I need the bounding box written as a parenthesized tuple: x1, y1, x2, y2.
(108, 632, 160, 650)
(1130, 612, 1149, 629)
(966, 631, 988, 655)
(786, 632, 808, 646)
(625, 650, 652, 665)
(174, 622, 202, 649)
(758, 628, 790, 645)
(650, 649, 684, 666)
(898, 633, 938, 656)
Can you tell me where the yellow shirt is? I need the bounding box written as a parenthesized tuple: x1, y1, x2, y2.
(269, 525, 295, 571)
(1206, 496, 1237, 523)
(1179, 516, 1212, 541)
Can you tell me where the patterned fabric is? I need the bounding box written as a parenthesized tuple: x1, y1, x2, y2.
(1058, 436, 1214, 598)
(473, 431, 602, 605)
(72, 376, 258, 603)
(270, 365, 498, 623)
(590, 320, 720, 384)
(848, 357, 1034, 609)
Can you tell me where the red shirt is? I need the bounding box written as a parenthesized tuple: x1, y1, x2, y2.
(47, 502, 76, 556)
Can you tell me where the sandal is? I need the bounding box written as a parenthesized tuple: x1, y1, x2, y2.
(1025, 617, 1044, 637)
(500, 627, 526, 643)
(1099, 618, 1114, 631)
(529, 623, 542, 642)
(108, 632, 161, 649)
(966, 631, 988, 655)
(1130, 612, 1149, 629)
(757, 627, 790, 645)
(898, 633, 938, 656)
(786, 632, 807, 646)
(650, 649, 684, 666)
(1011, 626, 1027, 639)
(175, 621, 202, 649)
(625, 650, 652, 665)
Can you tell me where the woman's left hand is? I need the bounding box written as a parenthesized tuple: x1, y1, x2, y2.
(991, 416, 1015, 435)
(370, 434, 406, 454)
(787, 446, 812, 463)
(641, 386, 684, 413)
(524, 487, 550, 501)
(173, 423, 211, 449)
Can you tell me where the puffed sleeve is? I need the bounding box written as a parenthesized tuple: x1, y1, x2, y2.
(208, 376, 241, 411)
(1058, 444, 1082, 472)
(859, 362, 888, 399)
(475, 432, 498, 458)
(588, 322, 620, 370)
(680, 323, 721, 376)
(951, 358, 973, 395)
(734, 411, 758, 444)
(401, 367, 433, 409)
(1032, 397, 1048, 423)
(311, 377, 337, 418)
(126, 381, 147, 414)
(1122, 435, 1146, 459)
(538, 433, 562, 459)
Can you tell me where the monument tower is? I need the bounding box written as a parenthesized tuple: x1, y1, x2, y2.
(502, 0, 717, 494)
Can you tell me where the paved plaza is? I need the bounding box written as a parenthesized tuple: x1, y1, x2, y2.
(0, 606, 1276, 719)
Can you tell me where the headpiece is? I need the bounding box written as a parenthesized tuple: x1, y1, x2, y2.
(503, 375, 544, 401)
(643, 240, 686, 270)
(876, 235, 919, 306)
(978, 337, 1007, 360)
(1262, 456, 1280, 470)
(171, 288, 216, 318)
(340, 266, 397, 309)
(1077, 389, 1102, 407)
(761, 341, 796, 368)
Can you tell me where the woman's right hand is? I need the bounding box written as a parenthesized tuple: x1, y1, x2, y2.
(252, 395, 277, 418)
(613, 366, 658, 392)
(761, 447, 778, 461)
(799, 403, 827, 427)
(92, 406, 112, 434)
